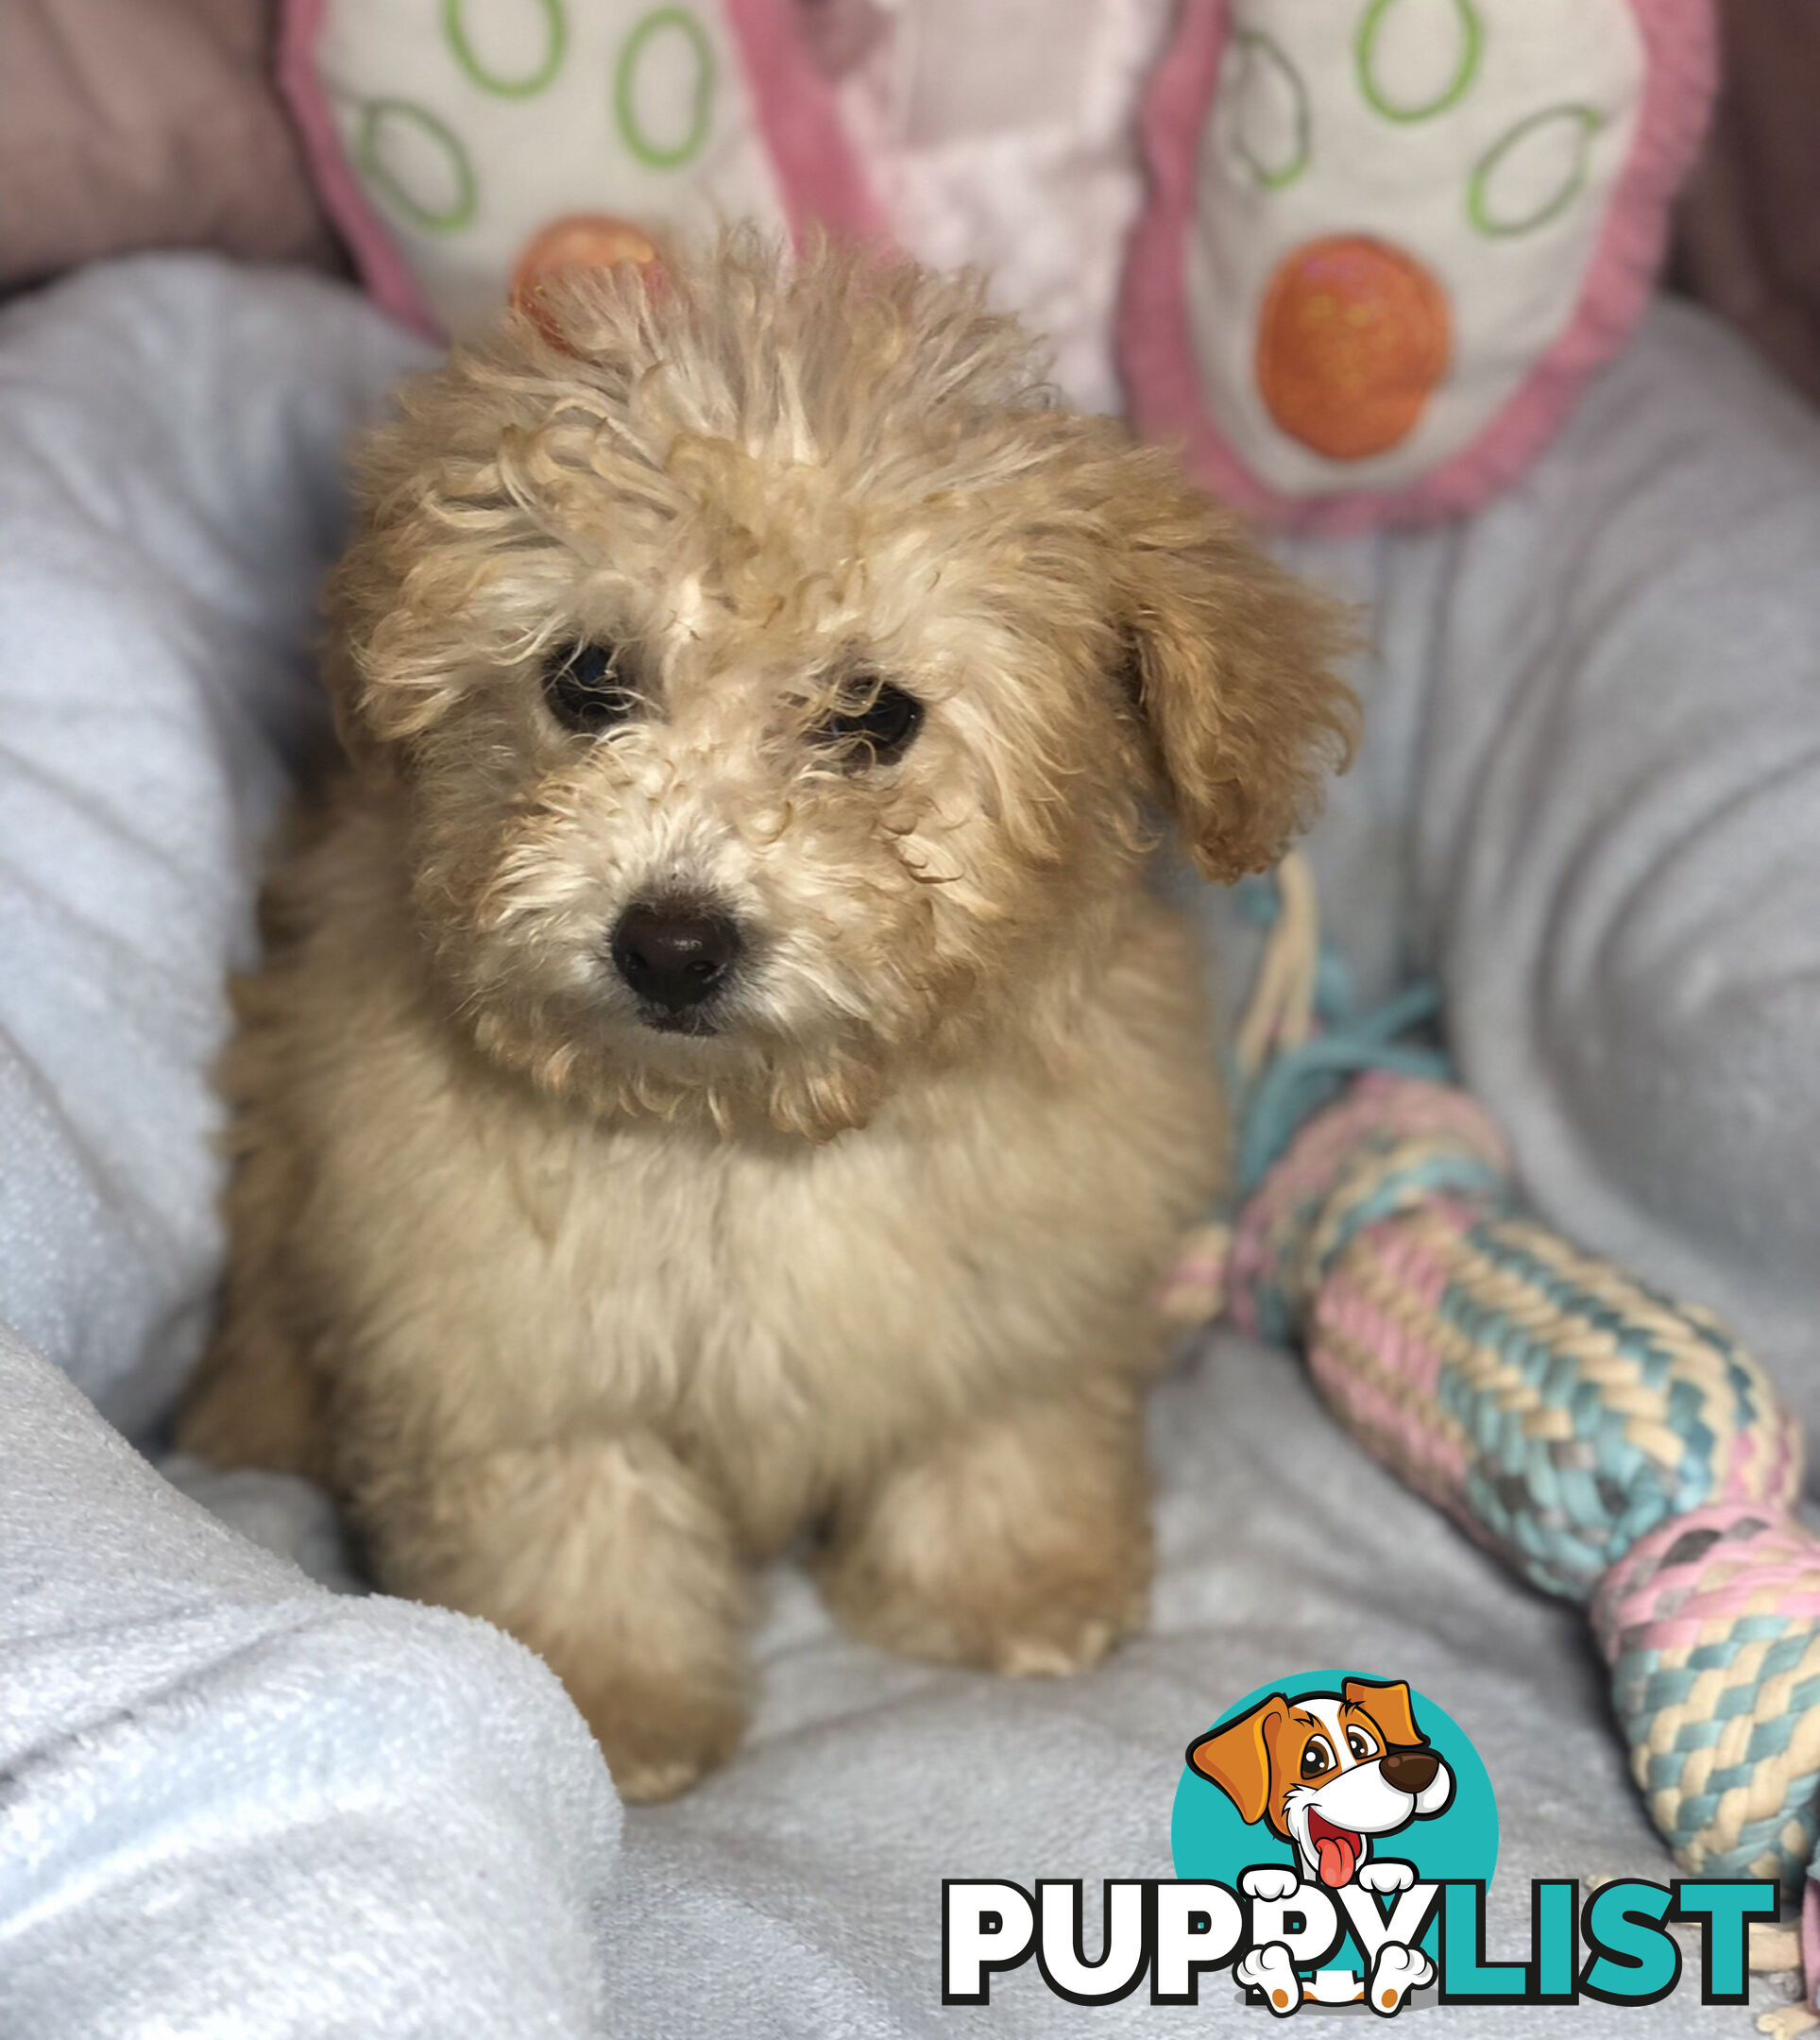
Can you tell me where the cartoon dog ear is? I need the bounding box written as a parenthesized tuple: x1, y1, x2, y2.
(1344, 1677, 1424, 1748)
(1187, 1695, 1289, 1825)
(1111, 457, 1359, 884)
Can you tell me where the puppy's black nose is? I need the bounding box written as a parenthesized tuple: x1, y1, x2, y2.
(1381, 1748, 1439, 1794)
(611, 902, 741, 1012)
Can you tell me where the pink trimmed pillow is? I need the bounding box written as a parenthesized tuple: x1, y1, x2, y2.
(0, 0, 335, 294)
(280, 0, 882, 335)
(1118, 0, 1717, 531)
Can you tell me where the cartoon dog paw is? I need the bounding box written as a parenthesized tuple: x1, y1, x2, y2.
(1237, 1942, 1303, 2017)
(1356, 1859, 1416, 1896)
(1368, 1942, 1435, 2016)
(1241, 1865, 1301, 1902)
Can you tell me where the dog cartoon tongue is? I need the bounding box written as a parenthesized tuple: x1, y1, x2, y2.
(1309, 1812, 1361, 1888)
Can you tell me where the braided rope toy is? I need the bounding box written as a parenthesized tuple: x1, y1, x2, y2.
(1178, 853, 1820, 1973)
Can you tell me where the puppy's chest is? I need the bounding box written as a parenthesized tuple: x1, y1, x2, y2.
(528, 1116, 1007, 1441)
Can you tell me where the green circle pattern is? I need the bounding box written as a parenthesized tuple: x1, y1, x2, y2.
(1232, 29, 1310, 190)
(1357, 0, 1482, 124)
(443, 0, 568, 99)
(1468, 104, 1605, 236)
(615, 8, 715, 171)
(355, 99, 477, 234)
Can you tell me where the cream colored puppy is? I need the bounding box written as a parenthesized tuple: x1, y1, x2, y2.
(180, 235, 1355, 1801)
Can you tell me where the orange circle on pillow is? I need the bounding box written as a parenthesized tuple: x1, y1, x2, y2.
(1255, 235, 1451, 462)
(511, 215, 662, 346)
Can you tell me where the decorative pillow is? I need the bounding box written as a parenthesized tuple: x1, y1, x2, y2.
(281, 0, 881, 334)
(819, 0, 1177, 416)
(1675, 0, 1820, 411)
(0, 0, 334, 292)
(1118, 0, 1717, 530)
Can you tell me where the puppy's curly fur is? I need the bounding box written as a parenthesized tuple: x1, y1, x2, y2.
(180, 235, 1356, 1800)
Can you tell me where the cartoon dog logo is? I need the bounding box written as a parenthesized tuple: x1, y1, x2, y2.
(1188, 1676, 1454, 2014)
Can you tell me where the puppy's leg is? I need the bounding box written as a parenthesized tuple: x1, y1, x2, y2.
(178, 958, 333, 1481)
(179, 1323, 329, 1482)
(818, 1393, 1152, 1675)
(359, 1433, 753, 1802)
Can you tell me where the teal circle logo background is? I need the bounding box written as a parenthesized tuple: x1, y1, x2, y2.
(1172, 1670, 1498, 1968)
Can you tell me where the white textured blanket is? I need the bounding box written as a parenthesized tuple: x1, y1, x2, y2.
(4, 254, 1819, 2035)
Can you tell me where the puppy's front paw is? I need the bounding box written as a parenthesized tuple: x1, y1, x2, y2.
(1368, 1943, 1434, 2016)
(1356, 1859, 1415, 1896)
(576, 1674, 748, 1804)
(363, 1435, 756, 1805)
(987, 1595, 1146, 1678)
(824, 1526, 1149, 1676)
(1236, 1944, 1302, 2016)
(1241, 1866, 1301, 1903)
(818, 1399, 1153, 1677)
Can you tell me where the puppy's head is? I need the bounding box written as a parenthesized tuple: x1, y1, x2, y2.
(331, 233, 1355, 1138)
(1188, 1679, 1454, 1888)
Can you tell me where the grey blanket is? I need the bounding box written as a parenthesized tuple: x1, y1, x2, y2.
(2, 254, 1817, 2035)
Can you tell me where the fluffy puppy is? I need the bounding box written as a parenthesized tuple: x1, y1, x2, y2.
(179, 234, 1355, 1801)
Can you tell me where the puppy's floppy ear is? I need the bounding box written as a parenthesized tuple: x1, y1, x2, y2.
(315, 468, 415, 780)
(1187, 1694, 1289, 1826)
(318, 630, 394, 779)
(1344, 1677, 1425, 1749)
(1112, 461, 1358, 883)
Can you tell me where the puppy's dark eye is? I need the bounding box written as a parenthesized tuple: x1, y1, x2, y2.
(1300, 1736, 1335, 1779)
(543, 641, 637, 734)
(818, 677, 923, 764)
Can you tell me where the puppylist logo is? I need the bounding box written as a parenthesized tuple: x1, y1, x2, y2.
(1182, 1672, 1463, 2011)
(943, 1670, 1779, 2015)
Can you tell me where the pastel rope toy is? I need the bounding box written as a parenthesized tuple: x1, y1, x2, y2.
(1208, 854, 1820, 1920)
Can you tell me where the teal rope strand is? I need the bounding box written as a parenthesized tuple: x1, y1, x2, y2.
(1237, 978, 1450, 1194)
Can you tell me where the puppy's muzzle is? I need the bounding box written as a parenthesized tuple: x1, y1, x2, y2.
(611, 900, 742, 1020)
(1379, 1748, 1439, 1795)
